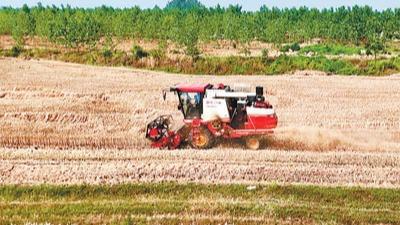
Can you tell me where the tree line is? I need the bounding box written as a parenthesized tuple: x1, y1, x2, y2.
(0, 3, 399, 50)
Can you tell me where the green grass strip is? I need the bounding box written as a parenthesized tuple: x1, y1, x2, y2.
(299, 43, 364, 55)
(1, 47, 400, 76)
(0, 183, 399, 224)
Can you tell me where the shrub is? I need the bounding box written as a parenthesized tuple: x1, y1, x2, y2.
(10, 45, 23, 57)
(290, 43, 301, 51)
(102, 48, 113, 58)
(131, 45, 148, 59)
(261, 48, 269, 59)
(280, 43, 301, 52)
(280, 45, 290, 52)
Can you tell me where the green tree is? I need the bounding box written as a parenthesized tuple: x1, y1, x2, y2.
(11, 4, 35, 46)
(0, 7, 14, 35)
(177, 12, 200, 59)
(49, 12, 101, 48)
(165, 0, 204, 10)
(1, 5, 399, 48)
(366, 37, 385, 61)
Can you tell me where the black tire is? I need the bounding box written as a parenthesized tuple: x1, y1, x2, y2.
(189, 127, 214, 149)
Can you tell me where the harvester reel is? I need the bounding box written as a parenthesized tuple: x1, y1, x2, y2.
(146, 115, 173, 141)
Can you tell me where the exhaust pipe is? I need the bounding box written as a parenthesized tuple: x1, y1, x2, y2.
(256, 86, 264, 97)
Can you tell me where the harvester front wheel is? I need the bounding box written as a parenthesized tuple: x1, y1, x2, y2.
(245, 136, 260, 150)
(190, 127, 214, 149)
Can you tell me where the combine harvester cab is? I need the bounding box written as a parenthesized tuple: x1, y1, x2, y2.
(146, 83, 278, 150)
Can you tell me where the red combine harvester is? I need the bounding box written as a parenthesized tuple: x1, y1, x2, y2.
(146, 83, 278, 150)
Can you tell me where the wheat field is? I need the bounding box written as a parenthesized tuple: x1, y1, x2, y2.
(1, 58, 400, 186)
(1, 148, 400, 187)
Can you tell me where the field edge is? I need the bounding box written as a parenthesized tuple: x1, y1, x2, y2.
(0, 182, 399, 224)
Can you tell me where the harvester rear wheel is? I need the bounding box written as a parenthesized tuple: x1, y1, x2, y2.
(190, 127, 214, 149)
(245, 136, 260, 150)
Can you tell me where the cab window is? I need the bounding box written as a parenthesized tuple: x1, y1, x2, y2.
(178, 92, 202, 119)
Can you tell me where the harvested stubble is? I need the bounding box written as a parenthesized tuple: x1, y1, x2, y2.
(1, 148, 400, 187)
(1, 58, 400, 186)
(0, 58, 400, 152)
